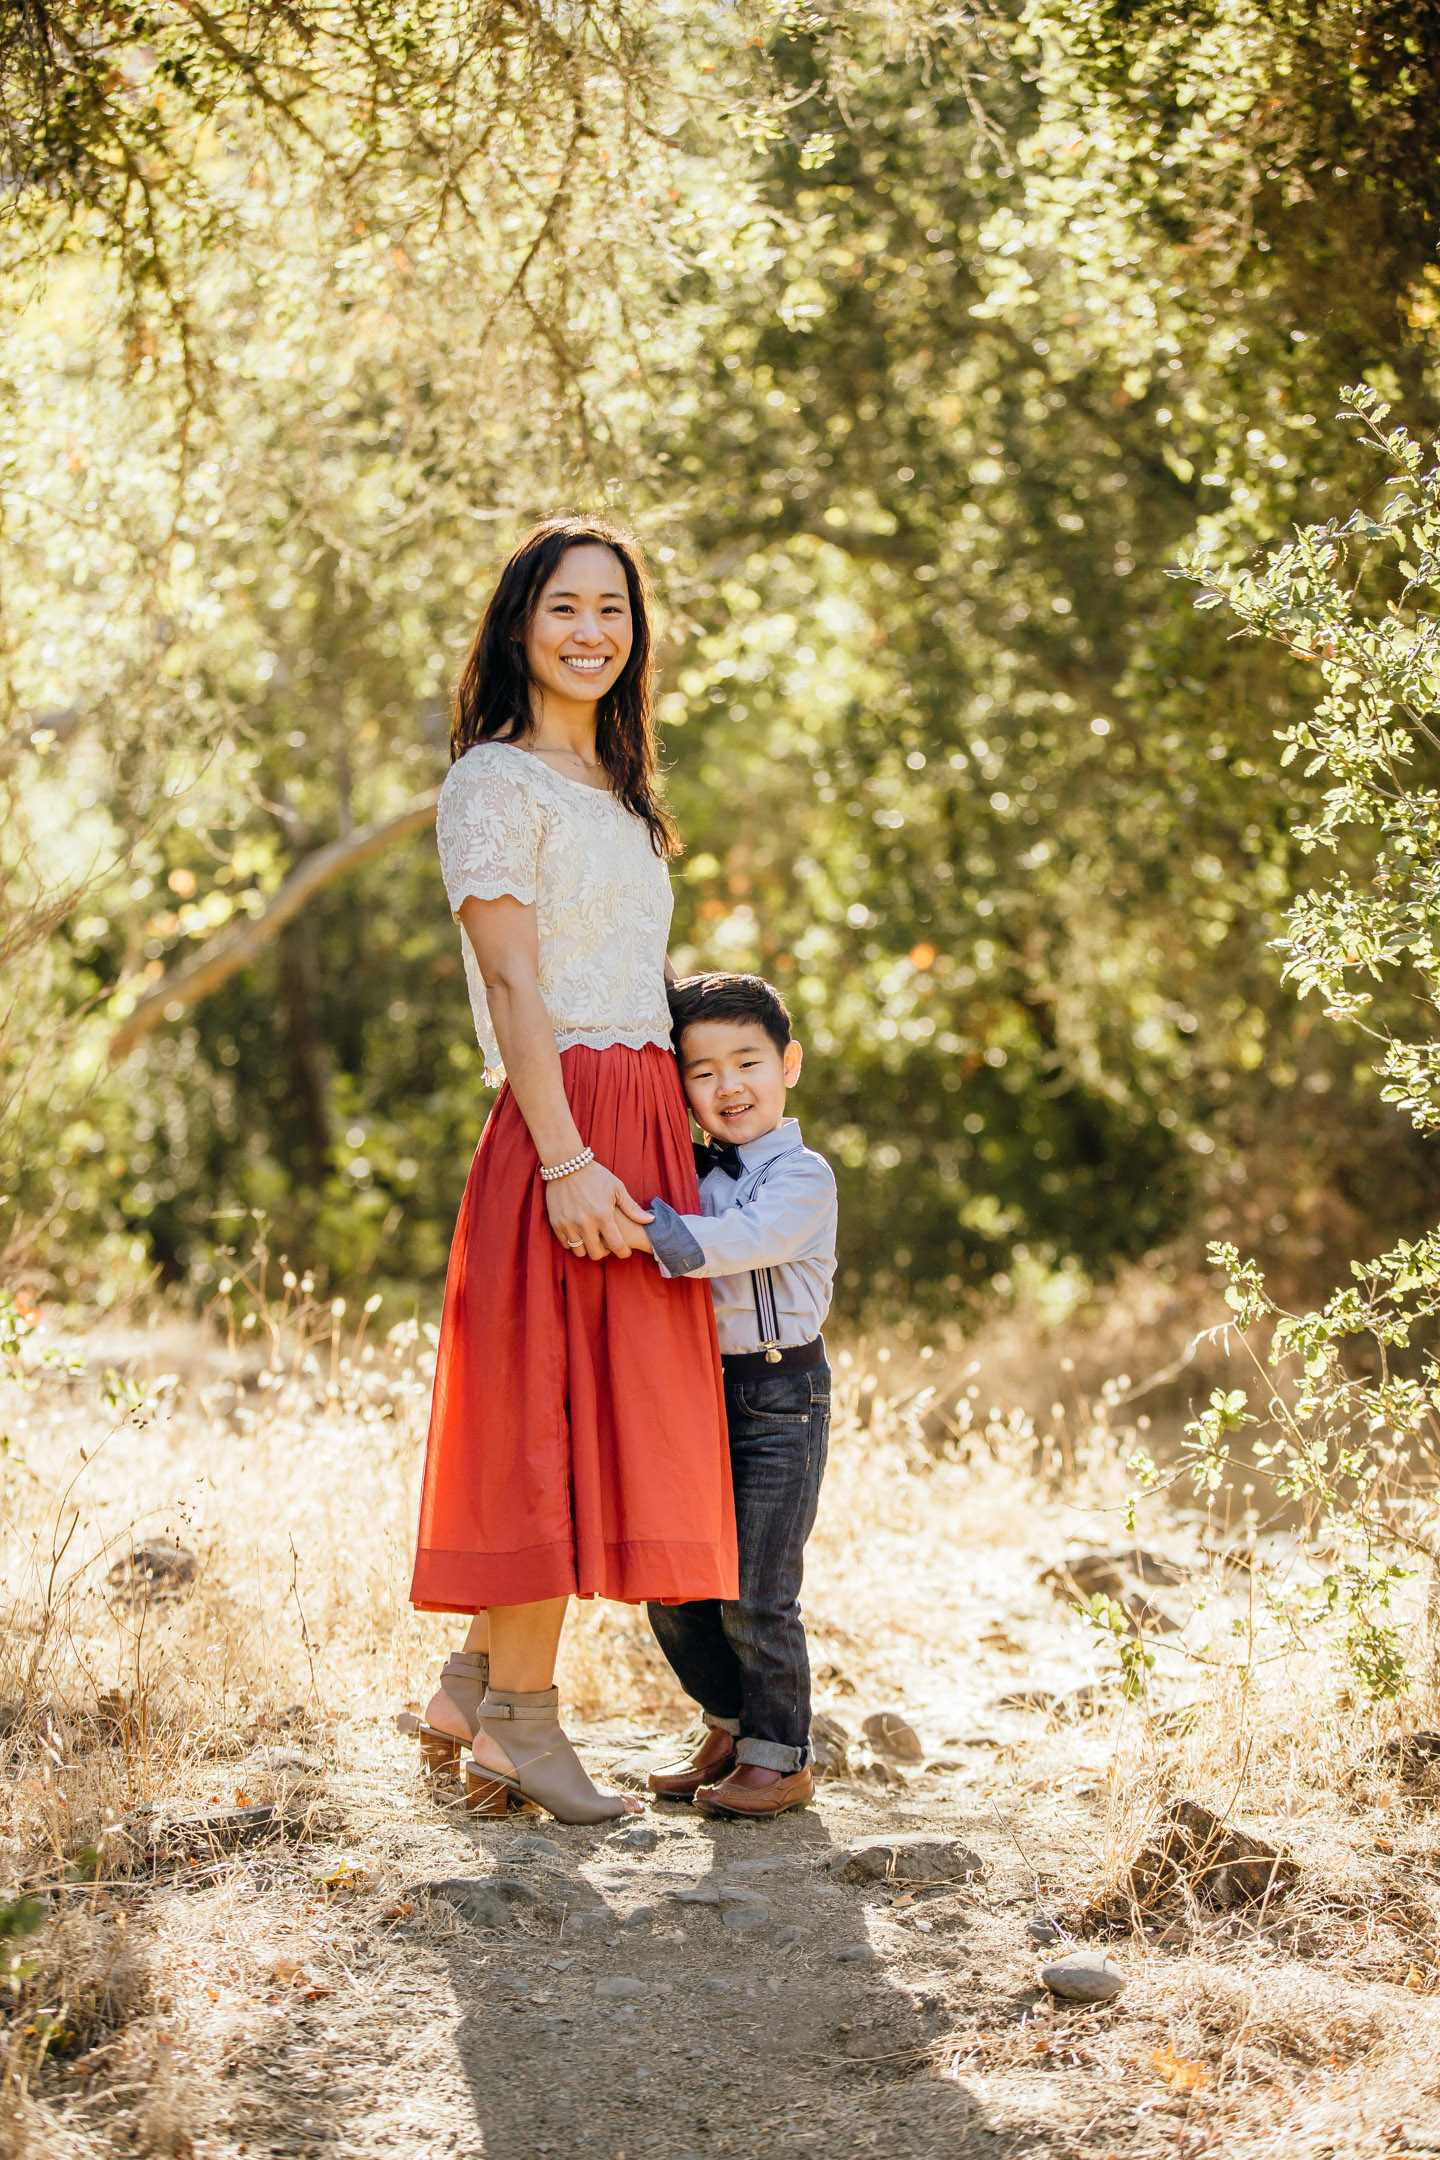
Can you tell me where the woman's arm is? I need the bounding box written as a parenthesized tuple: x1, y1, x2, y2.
(459, 893, 652, 1262)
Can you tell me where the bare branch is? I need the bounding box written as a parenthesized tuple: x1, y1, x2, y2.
(108, 787, 440, 1059)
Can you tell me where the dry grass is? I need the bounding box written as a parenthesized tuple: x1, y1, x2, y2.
(4, 1275, 1440, 2154)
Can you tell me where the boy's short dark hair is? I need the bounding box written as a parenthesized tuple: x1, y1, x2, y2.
(667, 972, 793, 1058)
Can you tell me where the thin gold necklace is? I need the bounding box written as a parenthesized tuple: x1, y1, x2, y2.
(531, 743, 602, 773)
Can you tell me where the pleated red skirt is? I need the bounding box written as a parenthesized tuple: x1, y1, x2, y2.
(410, 1043, 737, 1614)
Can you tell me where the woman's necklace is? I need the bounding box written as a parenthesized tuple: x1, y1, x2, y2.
(529, 742, 604, 777)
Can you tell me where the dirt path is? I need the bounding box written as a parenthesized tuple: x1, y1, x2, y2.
(179, 1724, 1107, 2160)
(92, 1549, 1440, 2160)
(10, 1333, 1440, 2159)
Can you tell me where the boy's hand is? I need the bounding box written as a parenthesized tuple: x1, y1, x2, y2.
(615, 1216, 654, 1256)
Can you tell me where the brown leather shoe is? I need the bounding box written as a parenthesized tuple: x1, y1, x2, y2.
(647, 1724, 737, 1801)
(693, 1762, 815, 1819)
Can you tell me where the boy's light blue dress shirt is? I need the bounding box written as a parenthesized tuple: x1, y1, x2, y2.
(646, 1117, 837, 1356)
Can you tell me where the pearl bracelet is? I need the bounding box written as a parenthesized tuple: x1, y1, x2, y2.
(539, 1145, 594, 1183)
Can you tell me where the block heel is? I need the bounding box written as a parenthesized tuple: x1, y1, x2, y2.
(394, 1712, 464, 1777)
(463, 1762, 542, 1817)
(396, 1648, 490, 1780)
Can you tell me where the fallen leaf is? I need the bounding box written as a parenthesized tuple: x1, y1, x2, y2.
(1152, 2045, 1208, 2094)
(317, 1862, 366, 1896)
(270, 1957, 308, 1988)
(233, 1790, 252, 1806)
(1404, 1966, 1426, 1991)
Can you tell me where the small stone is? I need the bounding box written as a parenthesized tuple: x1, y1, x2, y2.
(596, 1977, 646, 1999)
(1026, 1917, 1064, 1947)
(1115, 1797, 1299, 1917)
(509, 1834, 564, 1859)
(106, 1540, 199, 1604)
(723, 1856, 798, 1880)
(121, 1801, 282, 1859)
(721, 1904, 771, 1930)
(775, 1924, 808, 1945)
(248, 1746, 322, 1774)
(610, 1822, 660, 1852)
(831, 1834, 983, 1886)
(992, 1689, 1057, 1713)
(703, 1978, 728, 1992)
(1048, 1553, 1127, 1599)
(858, 1760, 909, 1791)
(623, 1905, 655, 1929)
(1054, 1683, 1113, 1721)
(1382, 1732, 1440, 1783)
(673, 1883, 721, 1906)
(1040, 1951, 1126, 2003)
(415, 1876, 550, 1930)
(861, 1711, 924, 1763)
(836, 1943, 880, 1965)
(811, 1711, 851, 1778)
(718, 1881, 773, 1902)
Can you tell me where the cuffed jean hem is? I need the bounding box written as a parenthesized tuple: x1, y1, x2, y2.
(737, 1737, 809, 1773)
(704, 1713, 741, 1737)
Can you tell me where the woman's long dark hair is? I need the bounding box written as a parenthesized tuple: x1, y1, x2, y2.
(450, 516, 677, 858)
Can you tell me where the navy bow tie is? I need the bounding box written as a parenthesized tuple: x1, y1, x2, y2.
(698, 1137, 745, 1181)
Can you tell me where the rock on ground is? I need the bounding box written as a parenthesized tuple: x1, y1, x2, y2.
(830, 1833, 983, 1884)
(1041, 1951, 1127, 2003)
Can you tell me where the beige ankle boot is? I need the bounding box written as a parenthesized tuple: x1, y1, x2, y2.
(466, 1687, 633, 1824)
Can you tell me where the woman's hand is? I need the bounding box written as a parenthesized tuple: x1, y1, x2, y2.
(546, 1161, 653, 1261)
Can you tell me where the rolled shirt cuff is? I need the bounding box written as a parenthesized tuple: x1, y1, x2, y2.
(647, 1196, 706, 1278)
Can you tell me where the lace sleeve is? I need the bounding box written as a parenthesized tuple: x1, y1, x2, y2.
(435, 747, 542, 915)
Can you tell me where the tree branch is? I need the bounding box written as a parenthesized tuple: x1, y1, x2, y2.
(108, 787, 440, 1059)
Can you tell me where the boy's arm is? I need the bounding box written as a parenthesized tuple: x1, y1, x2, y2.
(646, 1156, 836, 1281)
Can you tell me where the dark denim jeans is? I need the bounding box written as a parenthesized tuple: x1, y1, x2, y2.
(648, 1358, 831, 1773)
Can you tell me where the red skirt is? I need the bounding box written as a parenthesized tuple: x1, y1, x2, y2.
(410, 1043, 737, 1613)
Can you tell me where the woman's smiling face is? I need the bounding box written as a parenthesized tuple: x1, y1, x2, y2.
(523, 542, 634, 714)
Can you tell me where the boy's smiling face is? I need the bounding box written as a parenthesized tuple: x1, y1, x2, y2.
(678, 1019, 803, 1149)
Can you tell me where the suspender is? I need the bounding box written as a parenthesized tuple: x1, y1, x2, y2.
(744, 1158, 785, 1363)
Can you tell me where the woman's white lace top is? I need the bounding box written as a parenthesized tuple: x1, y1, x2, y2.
(435, 741, 675, 1085)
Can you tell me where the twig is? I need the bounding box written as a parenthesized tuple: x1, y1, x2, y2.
(288, 1536, 324, 1716)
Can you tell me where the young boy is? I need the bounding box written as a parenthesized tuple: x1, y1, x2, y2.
(621, 971, 837, 1820)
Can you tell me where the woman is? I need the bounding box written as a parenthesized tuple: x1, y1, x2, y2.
(407, 516, 736, 1823)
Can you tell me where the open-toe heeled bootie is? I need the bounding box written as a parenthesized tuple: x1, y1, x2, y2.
(464, 1687, 634, 1824)
(396, 1649, 489, 1776)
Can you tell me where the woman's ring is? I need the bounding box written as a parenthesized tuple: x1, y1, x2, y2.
(567, 1239, 585, 1252)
